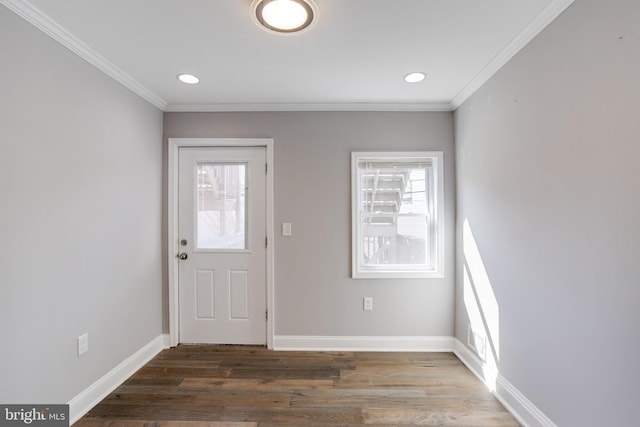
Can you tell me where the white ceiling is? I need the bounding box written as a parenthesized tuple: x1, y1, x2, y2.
(3, 0, 574, 111)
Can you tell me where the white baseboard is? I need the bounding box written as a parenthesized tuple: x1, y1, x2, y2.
(161, 333, 171, 348)
(273, 335, 454, 352)
(66, 334, 554, 427)
(68, 333, 169, 425)
(453, 339, 557, 427)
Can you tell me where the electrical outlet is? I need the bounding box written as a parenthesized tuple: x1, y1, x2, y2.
(363, 297, 373, 311)
(77, 333, 89, 356)
(282, 222, 292, 237)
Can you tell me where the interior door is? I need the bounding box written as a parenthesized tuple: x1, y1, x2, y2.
(178, 147, 266, 344)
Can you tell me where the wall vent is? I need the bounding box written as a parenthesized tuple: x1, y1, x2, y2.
(468, 325, 487, 361)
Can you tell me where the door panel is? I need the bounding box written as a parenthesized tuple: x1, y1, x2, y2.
(229, 270, 249, 319)
(195, 270, 215, 319)
(178, 147, 266, 344)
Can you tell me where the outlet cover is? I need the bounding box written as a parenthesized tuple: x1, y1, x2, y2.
(77, 333, 89, 356)
(363, 297, 373, 311)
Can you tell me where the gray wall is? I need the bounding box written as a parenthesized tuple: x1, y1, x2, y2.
(0, 5, 163, 403)
(164, 112, 455, 337)
(454, 0, 640, 425)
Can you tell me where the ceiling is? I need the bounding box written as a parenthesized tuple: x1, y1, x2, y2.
(3, 0, 574, 111)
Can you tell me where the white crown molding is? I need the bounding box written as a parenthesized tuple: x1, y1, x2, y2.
(453, 339, 557, 427)
(273, 335, 454, 352)
(3, 0, 573, 114)
(449, 0, 575, 110)
(164, 102, 453, 113)
(0, 0, 167, 110)
(67, 334, 169, 425)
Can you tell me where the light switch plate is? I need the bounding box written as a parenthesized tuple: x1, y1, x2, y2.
(77, 333, 89, 356)
(282, 222, 292, 237)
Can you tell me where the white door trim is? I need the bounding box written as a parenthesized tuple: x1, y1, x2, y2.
(168, 138, 275, 349)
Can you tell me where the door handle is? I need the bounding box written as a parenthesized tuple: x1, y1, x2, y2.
(177, 252, 188, 260)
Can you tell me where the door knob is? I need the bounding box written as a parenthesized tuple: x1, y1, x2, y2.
(177, 252, 188, 260)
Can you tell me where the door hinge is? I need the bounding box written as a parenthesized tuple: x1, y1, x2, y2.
(265, 163, 268, 174)
(265, 236, 268, 248)
(265, 310, 268, 320)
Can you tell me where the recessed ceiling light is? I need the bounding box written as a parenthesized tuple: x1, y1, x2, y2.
(404, 72, 426, 83)
(177, 74, 200, 84)
(251, 0, 317, 35)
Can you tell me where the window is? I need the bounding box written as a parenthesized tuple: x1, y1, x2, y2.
(196, 162, 247, 250)
(351, 152, 444, 278)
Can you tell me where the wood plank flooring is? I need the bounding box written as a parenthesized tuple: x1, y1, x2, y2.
(76, 345, 519, 426)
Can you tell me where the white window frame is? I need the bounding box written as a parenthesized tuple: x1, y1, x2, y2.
(351, 151, 444, 279)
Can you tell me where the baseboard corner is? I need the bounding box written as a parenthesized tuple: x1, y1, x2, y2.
(453, 338, 557, 427)
(161, 333, 171, 348)
(68, 334, 166, 425)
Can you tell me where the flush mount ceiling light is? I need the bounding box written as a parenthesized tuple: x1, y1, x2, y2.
(177, 73, 200, 84)
(404, 72, 426, 83)
(251, 0, 318, 35)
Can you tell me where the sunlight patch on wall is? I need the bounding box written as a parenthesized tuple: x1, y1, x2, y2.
(463, 218, 500, 390)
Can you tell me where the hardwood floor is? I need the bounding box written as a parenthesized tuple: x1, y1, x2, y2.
(76, 345, 519, 426)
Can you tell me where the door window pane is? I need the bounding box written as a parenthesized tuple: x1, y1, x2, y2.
(196, 163, 247, 249)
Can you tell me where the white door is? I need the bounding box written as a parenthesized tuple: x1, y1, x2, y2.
(178, 147, 266, 344)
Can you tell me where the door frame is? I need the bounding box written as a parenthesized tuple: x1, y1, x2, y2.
(168, 138, 275, 348)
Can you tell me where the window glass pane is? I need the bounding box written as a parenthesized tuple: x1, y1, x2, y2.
(196, 163, 246, 249)
(359, 162, 429, 268)
(399, 169, 428, 214)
